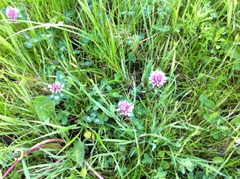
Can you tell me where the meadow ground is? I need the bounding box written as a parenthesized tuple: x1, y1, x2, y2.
(0, 0, 239, 178)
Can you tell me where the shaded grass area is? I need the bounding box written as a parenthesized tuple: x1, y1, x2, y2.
(0, 0, 239, 178)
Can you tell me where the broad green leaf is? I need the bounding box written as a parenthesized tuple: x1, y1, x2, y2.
(230, 115, 240, 125)
(236, 147, 240, 154)
(56, 71, 66, 84)
(83, 116, 92, 123)
(84, 130, 92, 139)
(114, 73, 122, 81)
(203, 113, 224, 124)
(24, 41, 34, 48)
(209, 112, 219, 120)
(210, 130, 221, 139)
(156, 167, 167, 178)
(109, 91, 122, 98)
(178, 164, 185, 174)
(79, 166, 87, 177)
(93, 118, 103, 124)
(181, 159, 195, 172)
(212, 157, 224, 164)
(199, 94, 215, 108)
(21, 32, 31, 40)
(135, 104, 147, 117)
(233, 63, 240, 71)
(73, 50, 81, 54)
(79, 61, 93, 67)
(162, 161, 170, 170)
(131, 117, 144, 130)
(53, 94, 61, 104)
(187, 172, 195, 179)
(57, 110, 70, 125)
(158, 151, 165, 158)
(68, 141, 85, 168)
(154, 25, 171, 32)
(34, 96, 56, 123)
(142, 153, 153, 164)
(224, 44, 240, 60)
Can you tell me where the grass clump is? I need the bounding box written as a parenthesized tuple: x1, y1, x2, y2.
(0, 0, 239, 178)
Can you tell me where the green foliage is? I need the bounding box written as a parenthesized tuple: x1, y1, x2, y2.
(199, 94, 215, 108)
(67, 140, 85, 168)
(0, 0, 239, 178)
(34, 96, 56, 123)
(142, 153, 153, 164)
(0, 151, 13, 168)
(57, 110, 70, 125)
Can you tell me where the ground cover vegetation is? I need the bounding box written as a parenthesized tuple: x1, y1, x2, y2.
(0, 0, 239, 178)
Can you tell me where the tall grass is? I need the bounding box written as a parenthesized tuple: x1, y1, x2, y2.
(0, 0, 239, 178)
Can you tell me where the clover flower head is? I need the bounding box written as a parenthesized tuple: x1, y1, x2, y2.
(48, 82, 64, 93)
(117, 100, 134, 116)
(149, 69, 167, 87)
(6, 6, 19, 20)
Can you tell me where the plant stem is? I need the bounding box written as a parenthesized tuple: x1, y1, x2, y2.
(2, 138, 64, 179)
(84, 160, 104, 179)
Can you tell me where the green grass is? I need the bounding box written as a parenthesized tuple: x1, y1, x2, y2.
(0, 0, 239, 178)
